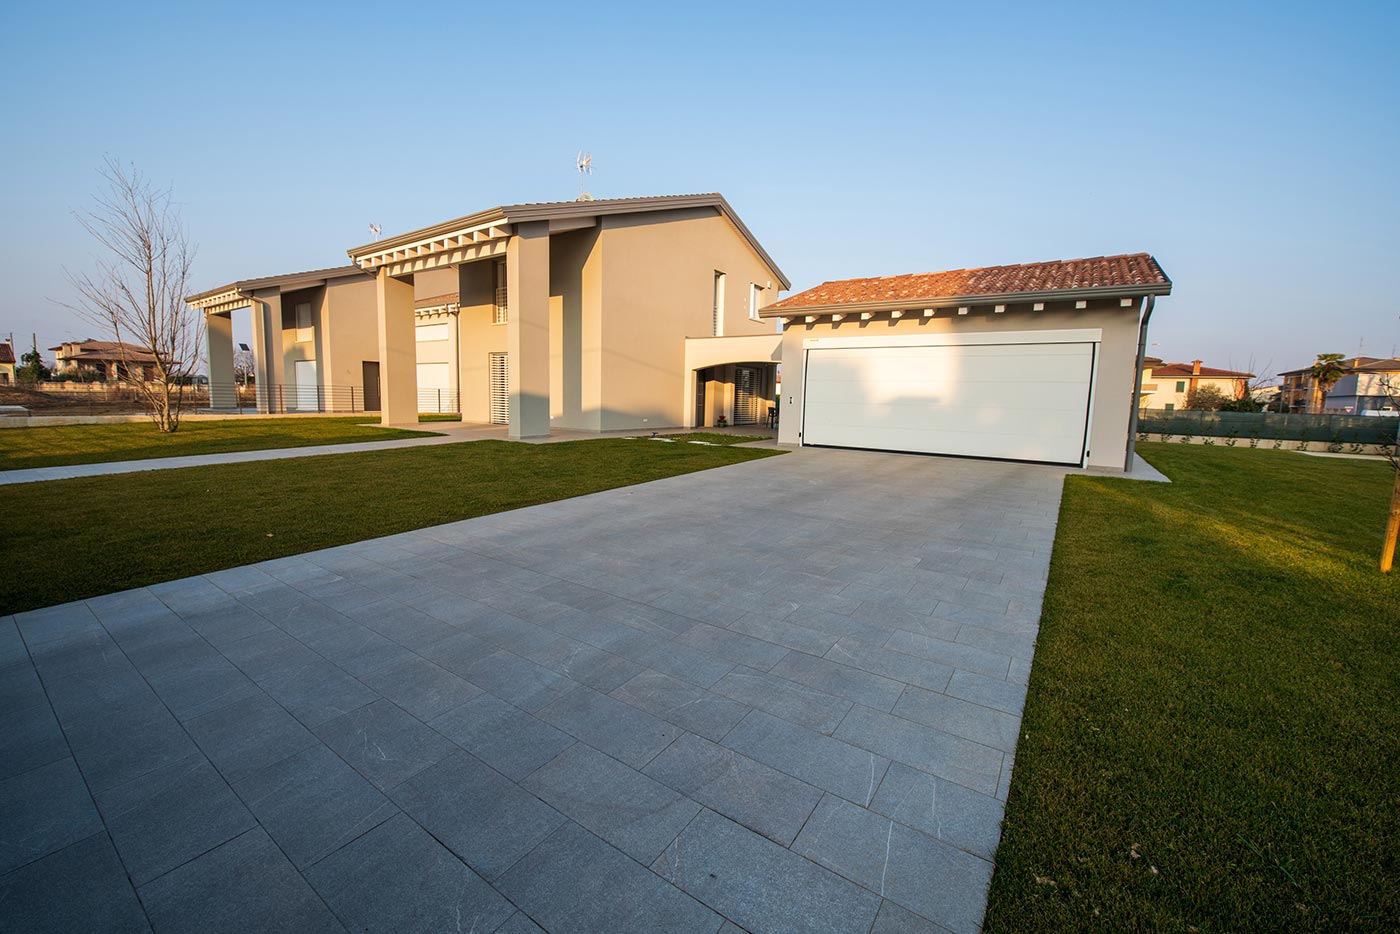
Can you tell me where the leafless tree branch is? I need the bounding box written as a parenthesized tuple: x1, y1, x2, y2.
(63, 158, 200, 431)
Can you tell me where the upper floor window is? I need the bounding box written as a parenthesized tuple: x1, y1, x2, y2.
(295, 303, 313, 343)
(493, 259, 508, 324)
(713, 271, 726, 337)
(1176, 380, 1187, 392)
(748, 283, 763, 321)
(416, 322, 449, 342)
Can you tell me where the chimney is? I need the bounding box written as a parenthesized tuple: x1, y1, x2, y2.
(1191, 359, 1202, 375)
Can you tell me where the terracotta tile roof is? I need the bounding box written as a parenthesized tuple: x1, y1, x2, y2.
(1149, 363, 1253, 378)
(49, 339, 160, 364)
(0, 343, 14, 365)
(1278, 356, 1400, 377)
(767, 253, 1169, 312)
(415, 292, 459, 308)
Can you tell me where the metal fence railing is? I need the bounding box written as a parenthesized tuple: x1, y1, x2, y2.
(206, 383, 461, 415)
(7, 381, 466, 417)
(1137, 410, 1398, 444)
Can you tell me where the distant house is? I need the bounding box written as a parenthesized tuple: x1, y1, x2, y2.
(1139, 358, 1253, 411)
(50, 339, 162, 383)
(1279, 356, 1400, 413)
(0, 340, 14, 385)
(1320, 369, 1399, 414)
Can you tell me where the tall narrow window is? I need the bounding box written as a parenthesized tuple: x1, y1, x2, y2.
(493, 259, 509, 324)
(748, 283, 763, 321)
(712, 272, 726, 337)
(489, 352, 509, 424)
(295, 303, 313, 343)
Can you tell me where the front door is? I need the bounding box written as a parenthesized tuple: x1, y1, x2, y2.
(733, 366, 760, 425)
(694, 368, 710, 427)
(293, 359, 319, 412)
(362, 361, 381, 412)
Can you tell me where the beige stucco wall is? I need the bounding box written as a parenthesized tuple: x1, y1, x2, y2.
(319, 278, 378, 393)
(593, 207, 781, 430)
(776, 298, 1143, 469)
(454, 260, 509, 423)
(548, 226, 604, 430)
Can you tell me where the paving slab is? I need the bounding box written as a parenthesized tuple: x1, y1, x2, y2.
(138, 828, 344, 934)
(499, 821, 722, 934)
(0, 833, 151, 934)
(522, 742, 701, 863)
(644, 732, 822, 846)
(389, 750, 566, 880)
(306, 813, 515, 934)
(793, 794, 993, 934)
(653, 808, 881, 934)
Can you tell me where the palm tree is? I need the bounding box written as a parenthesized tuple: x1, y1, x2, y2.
(1308, 353, 1347, 413)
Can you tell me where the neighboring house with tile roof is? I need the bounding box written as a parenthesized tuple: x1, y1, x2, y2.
(49, 339, 163, 383)
(1278, 356, 1400, 413)
(1139, 359, 1254, 411)
(1322, 370, 1400, 414)
(762, 253, 1172, 470)
(0, 339, 15, 385)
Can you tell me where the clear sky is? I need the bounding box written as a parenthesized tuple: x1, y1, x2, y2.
(3, 0, 1397, 380)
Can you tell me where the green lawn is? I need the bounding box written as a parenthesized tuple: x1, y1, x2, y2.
(0, 439, 779, 614)
(0, 417, 439, 470)
(656, 432, 769, 445)
(985, 444, 1399, 932)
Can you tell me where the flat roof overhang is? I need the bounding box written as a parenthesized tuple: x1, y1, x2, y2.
(186, 265, 370, 312)
(345, 194, 790, 288)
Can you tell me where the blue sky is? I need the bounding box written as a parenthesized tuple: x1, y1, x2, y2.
(3, 0, 1397, 379)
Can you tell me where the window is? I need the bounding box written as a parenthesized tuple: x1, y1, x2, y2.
(748, 283, 763, 321)
(493, 260, 508, 324)
(712, 271, 726, 337)
(416, 322, 449, 342)
(1176, 380, 1187, 392)
(295, 303, 313, 343)
(1164, 403, 1175, 412)
(489, 352, 509, 424)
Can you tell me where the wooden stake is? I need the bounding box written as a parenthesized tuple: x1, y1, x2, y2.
(1382, 467, 1400, 574)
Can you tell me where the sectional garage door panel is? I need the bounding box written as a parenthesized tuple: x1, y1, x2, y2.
(802, 342, 1095, 465)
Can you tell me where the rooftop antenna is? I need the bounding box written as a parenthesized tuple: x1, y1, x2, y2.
(575, 150, 594, 201)
(369, 223, 382, 240)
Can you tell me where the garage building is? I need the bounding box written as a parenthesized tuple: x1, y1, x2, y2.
(764, 254, 1171, 470)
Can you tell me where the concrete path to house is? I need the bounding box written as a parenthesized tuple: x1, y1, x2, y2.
(0, 424, 783, 486)
(4, 447, 1094, 933)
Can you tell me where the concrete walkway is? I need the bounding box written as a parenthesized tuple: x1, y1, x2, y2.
(0, 447, 1084, 933)
(0, 424, 781, 486)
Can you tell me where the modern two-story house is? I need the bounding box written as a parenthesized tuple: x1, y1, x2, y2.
(189, 194, 789, 436)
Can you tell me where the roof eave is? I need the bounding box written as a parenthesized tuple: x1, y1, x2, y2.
(343, 194, 790, 289)
(760, 280, 1172, 317)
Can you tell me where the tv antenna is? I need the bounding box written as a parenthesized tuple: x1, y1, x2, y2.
(575, 151, 594, 201)
(369, 223, 382, 240)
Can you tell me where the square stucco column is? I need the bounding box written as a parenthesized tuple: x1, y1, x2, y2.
(250, 291, 283, 413)
(507, 222, 550, 439)
(376, 269, 418, 426)
(205, 310, 236, 409)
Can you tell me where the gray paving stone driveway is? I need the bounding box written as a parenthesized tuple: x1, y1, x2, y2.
(1, 447, 1071, 934)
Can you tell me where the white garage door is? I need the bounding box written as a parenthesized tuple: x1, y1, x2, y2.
(802, 338, 1096, 465)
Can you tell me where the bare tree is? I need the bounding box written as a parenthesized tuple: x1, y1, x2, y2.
(66, 159, 198, 432)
